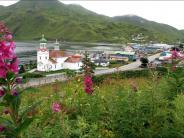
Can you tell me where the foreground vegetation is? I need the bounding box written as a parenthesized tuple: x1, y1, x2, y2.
(18, 68, 184, 138)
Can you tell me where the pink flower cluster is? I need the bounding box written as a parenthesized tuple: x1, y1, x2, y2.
(172, 50, 184, 60)
(84, 75, 93, 94)
(0, 125, 5, 132)
(0, 90, 5, 97)
(52, 102, 61, 112)
(165, 49, 184, 72)
(0, 22, 18, 78)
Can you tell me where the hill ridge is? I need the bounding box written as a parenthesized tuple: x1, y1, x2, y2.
(0, 0, 183, 43)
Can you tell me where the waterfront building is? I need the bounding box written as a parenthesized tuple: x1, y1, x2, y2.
(90, 51, 110, 67)
(37, 35, 82, 71)
(109, 55, 129, 62)
(113, 51, 136, 61)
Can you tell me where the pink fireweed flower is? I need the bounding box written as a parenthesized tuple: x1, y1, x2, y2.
(15, 77, 22, 84)
(84, 75, 93, 94)
(8, 58, 19, 73)
(3, 34, 13, 41)
(0, 67, 6, 78)
(12, 90, 18, 96)
(0, 42, 16, 59)
(0, 125, 5, 132)
(3, 108, 10, 115)
(171, 50, 178, 59)
(0, 32, 18, 78)
(0, 90, 5, 97)
(166, 50, 184, 60)
(52, 102, 61, 112)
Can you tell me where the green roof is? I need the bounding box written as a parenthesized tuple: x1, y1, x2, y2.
(114, 51, 135, 55)
(40, 34, 47, 43)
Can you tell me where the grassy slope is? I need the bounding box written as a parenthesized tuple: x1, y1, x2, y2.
(21, 70, 184, 137)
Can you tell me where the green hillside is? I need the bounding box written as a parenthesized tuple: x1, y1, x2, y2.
(113, 15, 184, 43)
(181, 30, 184, 35)
(0, 0, 184, 43)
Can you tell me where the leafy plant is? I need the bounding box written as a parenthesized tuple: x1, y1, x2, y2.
(0, 22, 39, 138)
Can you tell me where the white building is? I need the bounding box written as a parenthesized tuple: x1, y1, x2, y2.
(37, 35, 83, 71)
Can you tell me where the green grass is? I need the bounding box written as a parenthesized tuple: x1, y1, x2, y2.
(19, 68, 184, 137)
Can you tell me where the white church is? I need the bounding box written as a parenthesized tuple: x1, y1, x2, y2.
(37, 35, 83, 71)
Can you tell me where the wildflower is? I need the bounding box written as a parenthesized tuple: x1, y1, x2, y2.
(15, 77, 22, 84)
(4, 109, 10, 115)
(0, 90, 5, 97)
(8, 58, 19, 73)
(0, 125, 5, 132)
(84, 75, 93, 94)
(52, 102, 61, 112)
(0, 41, 16, 59)
(0, 59, 6, 78)
(0, 22, 36, 138)
(3, 34, 13, 41)
(171, 50, 178, 59)
(12, 90, 18, 96)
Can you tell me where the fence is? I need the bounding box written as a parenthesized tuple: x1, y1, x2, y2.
(19, 73, 68, 89)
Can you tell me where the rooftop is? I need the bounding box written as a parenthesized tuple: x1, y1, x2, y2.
(40, 34, 47, 43)
(49, 50, 68, 58)
(65, 55, 82, 63)
(114, 51, 135, 55)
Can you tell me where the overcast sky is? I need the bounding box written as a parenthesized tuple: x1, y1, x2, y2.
(0, 1, 184, 30)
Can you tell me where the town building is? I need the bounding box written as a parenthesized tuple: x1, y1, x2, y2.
(112, 51, 136, 61)
(109, 55, 129, 62)
(37, 35, 83, 71)
(91, 51, 110, 67)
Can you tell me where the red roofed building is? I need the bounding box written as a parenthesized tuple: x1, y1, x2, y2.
(64, 55, 83, 70)
(37, 36, 83, 71)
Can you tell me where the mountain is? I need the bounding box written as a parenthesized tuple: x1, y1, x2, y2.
(181, 30, 184, 34)
(113, 15, 184, 43)
(0, 0, 184, 43)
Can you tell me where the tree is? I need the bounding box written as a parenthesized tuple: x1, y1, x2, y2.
(179, 43, 184, 49)
(81, 51, 96, 75)
(140, 57, 149, 68)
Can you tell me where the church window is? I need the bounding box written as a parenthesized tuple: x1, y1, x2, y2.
(45, 56, 47, 60)
(40, 56, 41, 60)
(55, 65, 56, 68)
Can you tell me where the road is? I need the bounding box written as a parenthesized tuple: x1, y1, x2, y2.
(94, 53, 160, 75)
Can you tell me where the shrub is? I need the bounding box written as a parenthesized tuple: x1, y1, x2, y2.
(140, 57, 149, 68)
(22, 73, 45, 79)
(156, 67, 168, 75)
